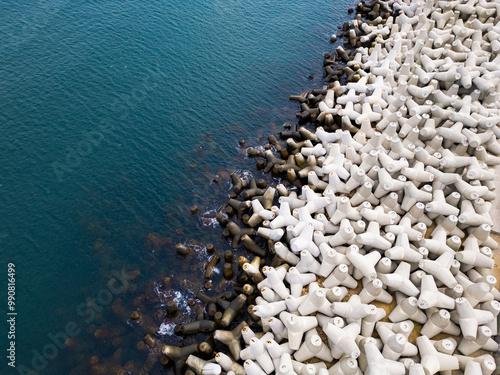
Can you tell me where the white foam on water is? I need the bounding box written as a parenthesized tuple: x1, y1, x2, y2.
(158, 322, 176, 336)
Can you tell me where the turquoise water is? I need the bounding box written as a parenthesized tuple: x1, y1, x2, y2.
(0, 0, 353, 373)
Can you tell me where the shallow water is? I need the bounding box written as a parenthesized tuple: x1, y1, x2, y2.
(0, 0, 354, 373)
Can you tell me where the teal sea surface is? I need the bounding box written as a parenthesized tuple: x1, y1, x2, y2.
(0, 1, 353, 373)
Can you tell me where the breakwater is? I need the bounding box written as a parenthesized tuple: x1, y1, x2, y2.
(84, 0, 500, 373)
(156, 0, 500, 374)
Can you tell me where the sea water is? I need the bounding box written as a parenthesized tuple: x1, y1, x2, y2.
(0, 0, 353, 373)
